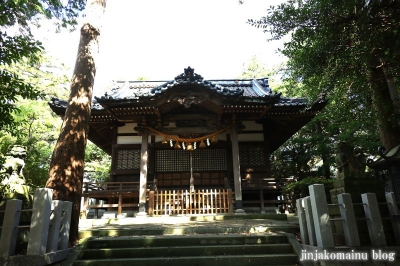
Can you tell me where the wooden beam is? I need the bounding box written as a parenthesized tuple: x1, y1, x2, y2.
(161, 127, 219, 135)
(259, 105, 271, 118)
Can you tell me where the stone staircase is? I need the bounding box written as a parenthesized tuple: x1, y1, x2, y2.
(67, 214, 301, 266)
(72, 233, 299, 266)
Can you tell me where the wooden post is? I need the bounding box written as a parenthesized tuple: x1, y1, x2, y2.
(338, 193, 360, 247)
(186, 190, 190, 215)
(230, 126, 244, 213)
(259, 190, 265, 213)
(362, 193, 386, 246)
(27, 188, 53, 255)
(228, 188, 233, 213)
(82, 182, 88, 219)
(0, 199, 22, 257)
(82, 195, 88, 219)
(138, 128, 149, 215)
(385, 192, 400, 245)
(118, 193, 123, 216)
(148, 190, 154, 215)
(189, 151, 194, 192)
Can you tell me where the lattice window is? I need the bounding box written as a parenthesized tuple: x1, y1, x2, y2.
(239, 146, 266, 167)
(155, 150, 190, 172)
(193, 149, 227, 171)
(116, 149, 141, 170)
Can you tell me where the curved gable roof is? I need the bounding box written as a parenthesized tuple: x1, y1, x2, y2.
(49, 67, 327, 155)
(95, 67, 281, 104)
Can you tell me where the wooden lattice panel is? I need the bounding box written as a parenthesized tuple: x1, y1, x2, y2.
(155, 150, 190, 172)
(193, 149, 227, 171)
(239, 146, 266, 167)
(150, 189, 233, 215)
(116, 149, 141, 170)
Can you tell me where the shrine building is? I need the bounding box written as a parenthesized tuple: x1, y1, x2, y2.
(49, 67, 327, 216)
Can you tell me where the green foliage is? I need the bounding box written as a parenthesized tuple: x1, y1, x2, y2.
(249, 0, 399, 181)
(249, 0, 400, 138)
(84, 142, 111, 182)
(239, 55, 269, 79)
(282, 176, 335, 207)
(0, 98, 62, 189)
(0, 37, 43, 132)
(0, 49, 110, 190)
(0, 0, 85, 133)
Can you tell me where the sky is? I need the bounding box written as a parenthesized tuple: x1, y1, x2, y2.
(38, 0, 286, 93)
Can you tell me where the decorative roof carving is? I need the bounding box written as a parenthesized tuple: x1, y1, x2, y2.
(171, 94, 207, 108)
(174, 66, 203, 82)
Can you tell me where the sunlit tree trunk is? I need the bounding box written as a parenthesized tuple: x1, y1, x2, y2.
(46, 0, 107, 246)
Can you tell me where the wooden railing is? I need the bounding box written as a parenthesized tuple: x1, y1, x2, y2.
(241, 178, 282, 190)
(0, 188, 72, 265)
(149, 189, 233, 216)
(83, 182, 140, 193)
(82, 182, 142, 216)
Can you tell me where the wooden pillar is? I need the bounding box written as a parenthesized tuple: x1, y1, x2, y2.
(189, 151, 194, 191)
(148, 191, 154, 215)
(259, 190, 265, 213)
(231, 126, 244, 212)
(262, 123, 271, 178)
(138, 128, 149, 215)
(118, 194, 123, 216)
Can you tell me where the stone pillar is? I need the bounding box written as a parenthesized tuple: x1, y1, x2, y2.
(296, 198, 309, 245)
(362, 193, 386, 246)
(338, 193, 360, 247)
(0, 199, 22, 256)
(329, 177, 389, 245)
(231, 126, 244, 213)
(309, 184, 334, 248)
(304, 196, 317, 246)
(27, 188, 53, 255)
(138, 128, 149, 215)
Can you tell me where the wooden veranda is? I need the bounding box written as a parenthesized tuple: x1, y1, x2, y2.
(81, 180, 294, 217)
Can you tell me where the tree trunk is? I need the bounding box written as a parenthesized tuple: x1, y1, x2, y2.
(381, 62, 400, 127)
(370, 64, 400, 151)
(46, 0, 106, 246)
(315, 121, 330, 179)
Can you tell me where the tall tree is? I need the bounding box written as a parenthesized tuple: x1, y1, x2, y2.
(239, 55, 269, 79)
(46, 0, 107, 246)
(249, 0, 400, 150)
(0, 0, 85, 132)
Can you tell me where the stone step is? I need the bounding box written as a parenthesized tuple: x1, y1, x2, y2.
(79, 224, 299, 239)
(73, 234, 299, 266)
(80, 243, 293, 259)
(85, 234, 289, 249)
(74, 254, 299, 266)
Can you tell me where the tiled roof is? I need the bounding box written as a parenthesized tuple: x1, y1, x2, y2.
(99, 79, 278, 99)
(95, 67, 283, 103)
(49, 67, 325, 111)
